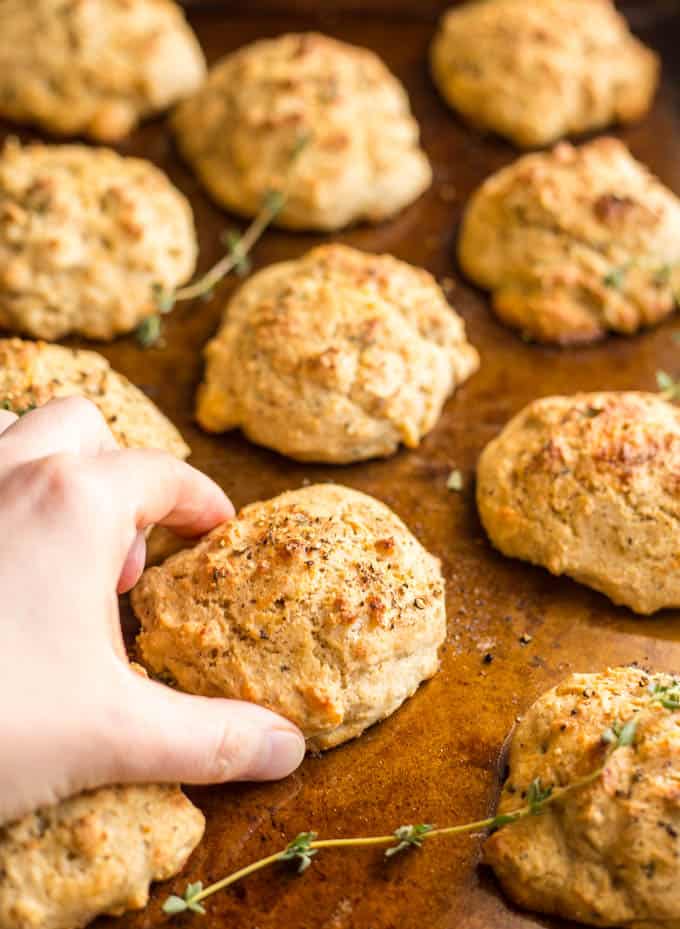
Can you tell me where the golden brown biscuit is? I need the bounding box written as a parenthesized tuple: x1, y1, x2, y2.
(196, 244, 478, 463)
(459, 139, 680, 345)
(0, 338, 189, 458)
(171, 32, 431, 231)
(431, 0, 659, 148)
(0, 140, 197, 341)
(485, 667, 680, 928)
(133, 484, 447, 751)
(476, 392, 680, 614)
(0, 0, 205, 141)
(0, 784, 204, 929)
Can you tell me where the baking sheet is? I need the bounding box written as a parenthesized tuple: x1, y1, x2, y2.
(2, 4, 677, 928)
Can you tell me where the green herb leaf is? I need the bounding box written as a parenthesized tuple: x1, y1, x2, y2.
(603, 265, 628, 289)
(654, 264, 673, 287)
(135, 314, 162, 348)
(656, 370, 680, 401)
(162, 896, 189, 915)
(1, 399, 36, 416)
(526, 777, 552, 814)
(290, 131, 311, 161)
(279, 832, 318, 873)
(649, 678, 680, 710)
(221, 229, 252, 278)
(447, 469, 464, 492)
(385, 823, 433, 858)
(616, 717, 638, 747)
(488, 811, 523, 832)
(263, 188, 286, 218)
(151, 283, 175, 315)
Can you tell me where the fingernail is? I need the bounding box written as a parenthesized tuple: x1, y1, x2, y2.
(252, 728, 306, 780)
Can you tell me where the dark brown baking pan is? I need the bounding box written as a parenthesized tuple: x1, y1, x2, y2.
(2, 2, 678, 927)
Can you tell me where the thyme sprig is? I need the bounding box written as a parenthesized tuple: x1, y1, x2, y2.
(657, 370, 680, 401)
(135, 134, 309, 348)
(162, 700, 658, 918)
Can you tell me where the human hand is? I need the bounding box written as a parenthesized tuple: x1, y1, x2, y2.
(0, 397, 305, 826)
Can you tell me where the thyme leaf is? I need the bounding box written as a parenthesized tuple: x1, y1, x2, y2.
(447, 469, 464, 492)
(163, 683, 675, 918)
(279, 832, 318, 873)
(385, 823, 433, 858)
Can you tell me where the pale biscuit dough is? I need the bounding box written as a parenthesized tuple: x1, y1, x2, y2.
(0, 140, 197, 341)
(477, 392, 680, 614)
(486, 667, 680, 928)
(0, 784, 204, 929)
(0, 0, 206, 141)
(459, 139, 680, 345)
(133, 484, 447, 751)
(172, 32, 431, 230)
(431, 0, 659, 148)
(196, 244, 479, 463)
(0, 338, 189, 458)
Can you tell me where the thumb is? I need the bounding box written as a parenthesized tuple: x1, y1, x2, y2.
(109, 671, 306, 785)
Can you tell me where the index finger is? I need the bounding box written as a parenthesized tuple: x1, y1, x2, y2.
(93, 448, 234, 557)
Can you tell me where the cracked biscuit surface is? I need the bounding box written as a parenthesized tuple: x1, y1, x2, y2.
(476, 392, 680, 614)
(459, 139, 680, 345)
(485, 667, 680, 928)
(0, 338, 189, 458)
(171, 32, 432, 231)
(0, 784, 204, 929)
(431, 0, 659, 148)
(0, 0, 206, 141)
(132, 484, 447, 751)
(196, 244, 478, 463)
(0, 140, 197, 341)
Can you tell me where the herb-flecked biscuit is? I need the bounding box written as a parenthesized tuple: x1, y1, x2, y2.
(459, 139, 680, 345)
(485, 667, 680, 928)
(477, 392, 680, 614)
(0, 784, 204, 929)
(196, 244, 479, 463)
(0, 338, 189, 458)
(171, 32, 432, 231)
(431, 0, 659, 148)
(132, 484, 447, 751)
(0, 0, 205, 141)
(0, 140, 197, 341)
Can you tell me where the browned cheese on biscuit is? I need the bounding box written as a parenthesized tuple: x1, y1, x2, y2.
(0, 0, 205, 141)
(431, 0, 659, 148)
(132, 484, 447, 751)
(476, 392, 680, 614)
(196, 244, 479, 463)
(172, 32, 432, 231)
(0, 338, 189, 458)
(485, 668, 680, 928)
(0, 140, 197, 341)
(459, 139, 680, 345)
(0, 785, 204, 929)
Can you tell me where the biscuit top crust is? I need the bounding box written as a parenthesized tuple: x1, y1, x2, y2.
(0, 338, 189, 458)
(196, 244, 478, 462)
(459, 139, 680, 344)
(133, 484, 446, 746)
(0, 140, 197, 341)
(485, 668, 680, 928)
(497, 391, 680, 498)
(476, 391, 680, 613)
(172, 32, 431, 230)
(431, 0, 659, 148)
(0, 784, 204, 929)
(0, 0, 206, 141)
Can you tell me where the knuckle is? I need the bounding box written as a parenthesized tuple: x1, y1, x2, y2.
(212, 723, 257, 780)
(30, 453, 98, 512)
(51, 395, 108, 432)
